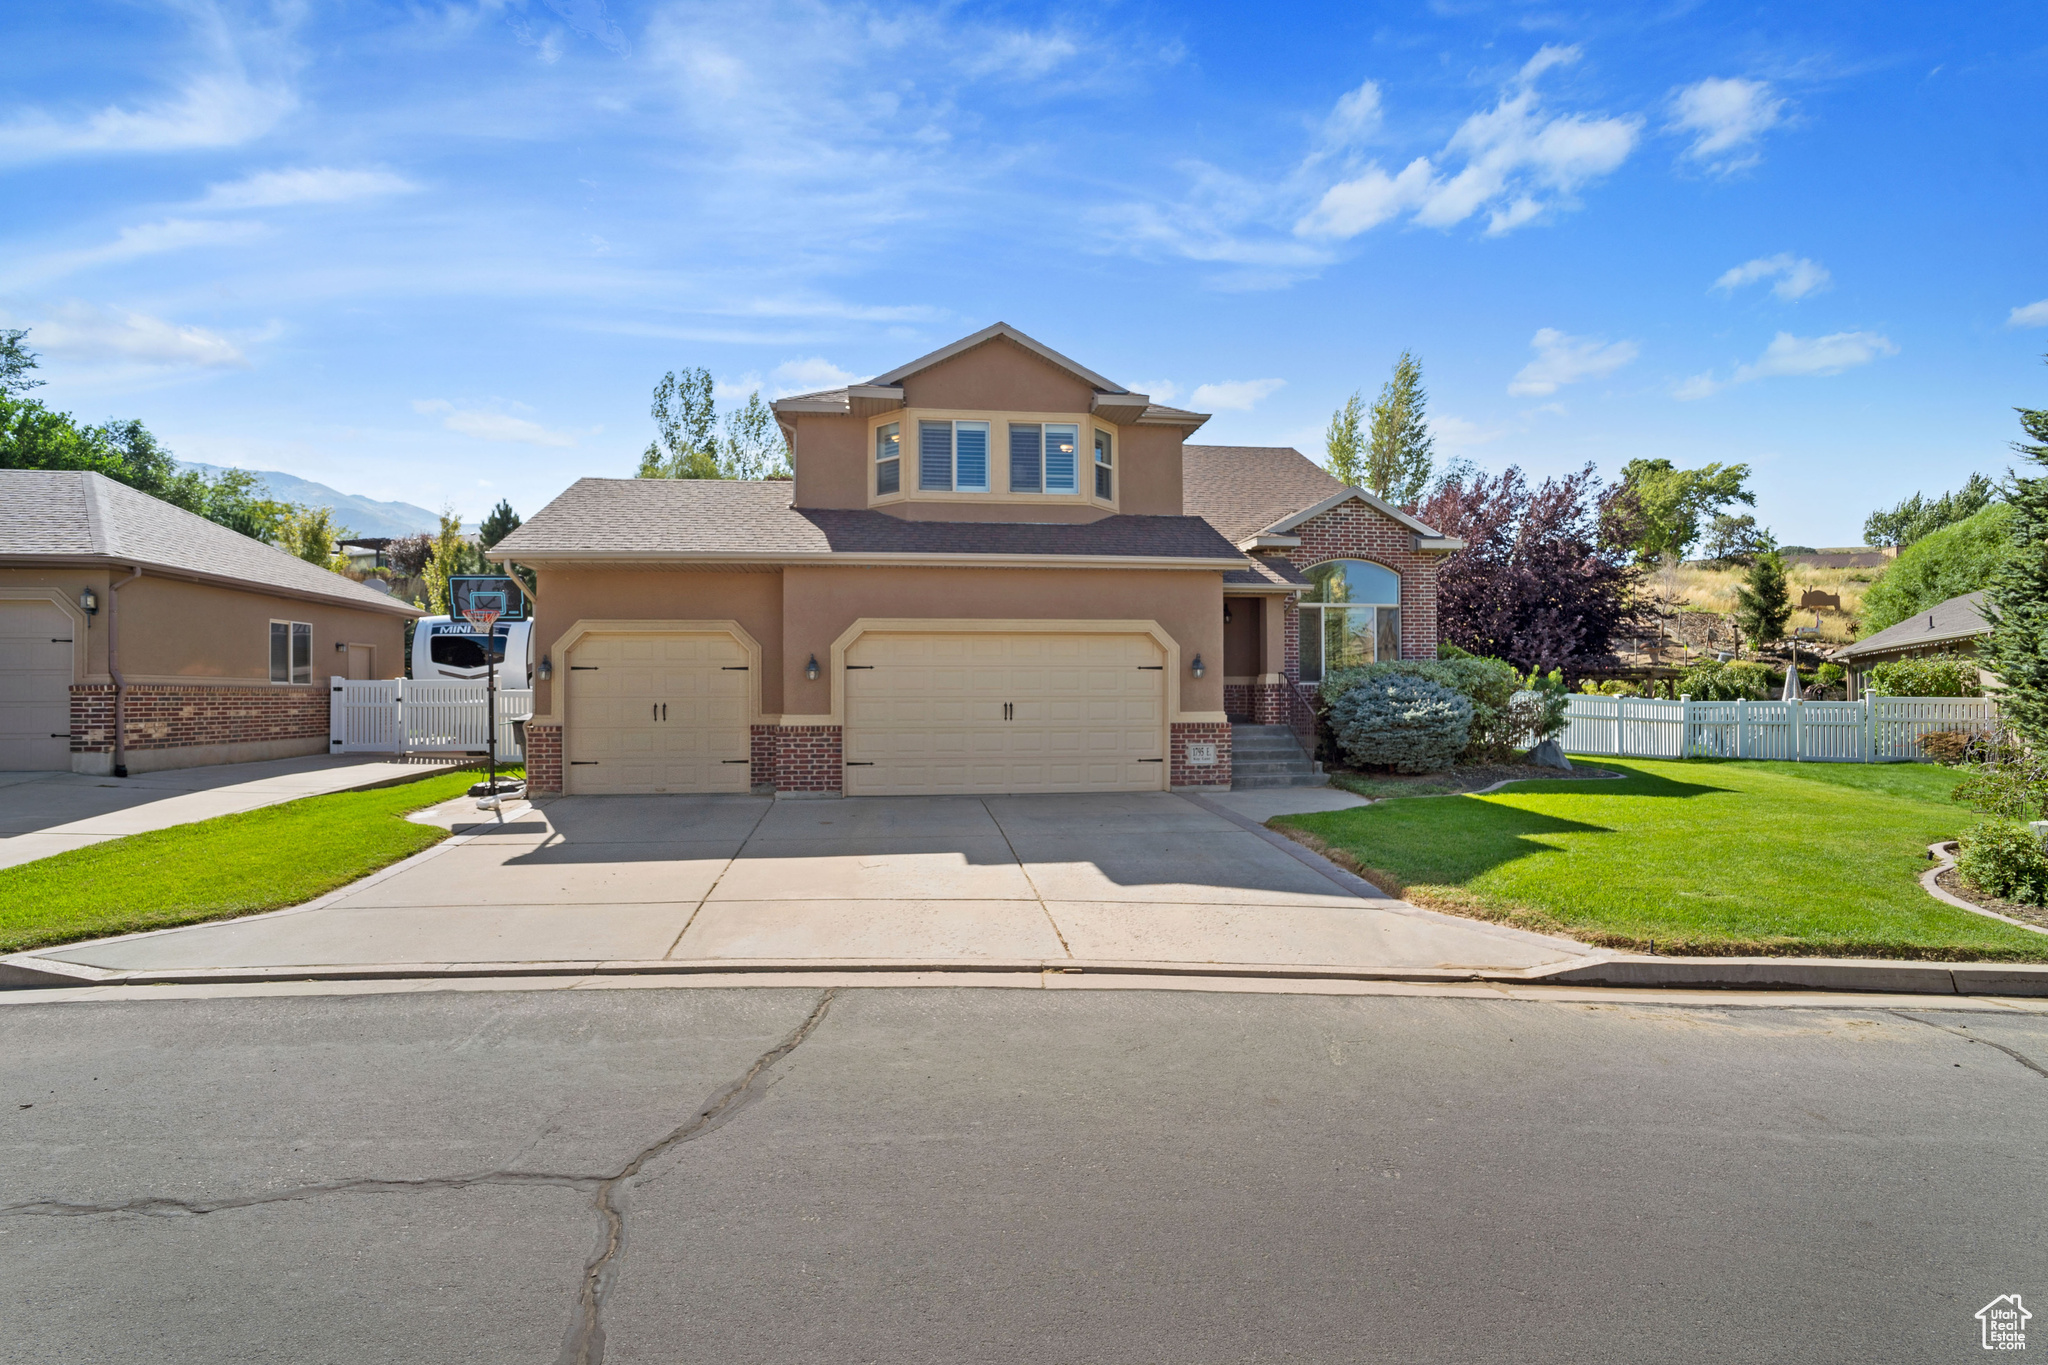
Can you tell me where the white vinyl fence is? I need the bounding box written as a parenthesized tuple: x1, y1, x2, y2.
(1544, 694, 1997, 764)
(330, 678, 532, 763)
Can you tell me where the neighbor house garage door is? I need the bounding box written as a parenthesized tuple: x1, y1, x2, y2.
(0, 600, 74, 771)
(843, 632, 1166, 796)
(563, 632, 751, 794)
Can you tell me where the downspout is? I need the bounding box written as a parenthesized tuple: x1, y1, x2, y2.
(107, 565, 143, 778)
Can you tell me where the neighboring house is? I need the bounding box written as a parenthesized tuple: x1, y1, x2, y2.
(489, 323, 1462, 798)
(1832, 590, 1990, 698)
(0, 470, 420, 775)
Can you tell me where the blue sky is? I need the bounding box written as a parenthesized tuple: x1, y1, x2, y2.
(4, 0, 2045, 546)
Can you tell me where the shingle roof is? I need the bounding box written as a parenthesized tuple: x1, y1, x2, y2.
(1833, 591, 1989, 661)
(0, 470, 419, 615)
(1223, 556, 1310, 588)
(489, 478, 1248, 564)
(1182, 446, 1346, 543)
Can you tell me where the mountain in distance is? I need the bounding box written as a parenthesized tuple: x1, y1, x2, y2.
(177, 462, 440, 539)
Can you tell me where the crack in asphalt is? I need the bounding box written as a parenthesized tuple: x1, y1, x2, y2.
(1888, 1010, 2048, 1079)
(2, 1170, 602, 1219)
(556, 987, 837, 1365)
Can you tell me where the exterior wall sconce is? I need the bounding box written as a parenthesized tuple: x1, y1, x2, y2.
(335, 640, 347, 654)
(1222, 606, 1232, 624)
(805, 654, 821, 681)
(79, 587, 98, 618)
(537, 655, 553, 682)
(1190, 653, 1206, 679)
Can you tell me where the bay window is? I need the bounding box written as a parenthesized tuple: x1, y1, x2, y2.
(875, 421, 901, 495)
(1094, 428, 1113, 499)
(918, 420, 990, 492)
(1299, 561, 1401, 681)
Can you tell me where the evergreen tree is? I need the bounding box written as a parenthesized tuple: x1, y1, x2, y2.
(1733, 551, 1792, 646)
(477, 499, 521, 550)
(1324, 391, 1364, 487)
(1983, 363, 2048, 744)
(1364, 351, 1434, 507)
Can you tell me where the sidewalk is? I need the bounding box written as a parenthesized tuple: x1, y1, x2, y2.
(0, 754, 472, 871)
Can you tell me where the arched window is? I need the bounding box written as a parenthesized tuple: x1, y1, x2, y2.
(1301, 560, 1401, 681)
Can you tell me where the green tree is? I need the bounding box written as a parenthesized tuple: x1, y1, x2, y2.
(1864, 472, 1998, 549)
(477, 499, 521, 550)
(277, 506, 350, 567)
(1619, 458, 1754, 562)
(422, 508, 467, 615)
(720, 391, 790, 479)
(1702, 512, 1775, 566)
(1, 328, 43, 397)
(1733, 550, 1791, 645)
(1983, 364, 2048, 746)
(1324, 391, 1364, 487)
(1364, 351, 1434, 507)
(1858, 502, 2014, 635)
(637, 368, 721, 478)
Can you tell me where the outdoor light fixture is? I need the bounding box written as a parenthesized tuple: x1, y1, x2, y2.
(537, 655, 552, 682)
(805, 654, 821, 681)
(1222, 606, 1232, 624)
(335, 640, 347, 653)
(1190, 653, 1206, 679)
(78, 587, 97, 617)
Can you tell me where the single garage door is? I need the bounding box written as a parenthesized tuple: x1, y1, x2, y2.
(0, 600, 74, 771)
(843, 632, 1166, 796)
(564, 632, 751, 794)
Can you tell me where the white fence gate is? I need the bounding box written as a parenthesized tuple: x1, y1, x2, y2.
(330, 678, 532, 763)
(1547, 694, 1997, 763)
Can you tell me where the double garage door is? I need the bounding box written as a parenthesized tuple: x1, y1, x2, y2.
(562, 628, 1167, 797)
(0, 601, 74, 771)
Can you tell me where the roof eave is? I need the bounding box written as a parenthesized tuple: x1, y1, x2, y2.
(0, 554, 422, 617)
(1262, 485, 1448, 540)
(1237, 533, 1302, 551)
(484, 549, 1250, 571)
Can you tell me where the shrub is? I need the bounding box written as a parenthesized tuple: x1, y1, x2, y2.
(1675, 659, 1773, 700)
(1327, 675, 1473, 773)
(1816, 662, 1844, 687)
(1918, 731, 1982, 766)
(1322, 653, 1521, 762)
(1596, 679, 1637, 697)
(1865, 653, 1979, 698)
(1956, 819, 2048, 905)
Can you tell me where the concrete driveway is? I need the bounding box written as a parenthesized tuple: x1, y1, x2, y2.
(39, 792, 1587, 976)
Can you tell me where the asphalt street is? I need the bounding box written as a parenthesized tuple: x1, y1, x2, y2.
(3, 984, 2044, 1363)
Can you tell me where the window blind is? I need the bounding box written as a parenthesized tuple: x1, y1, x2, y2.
(918, 421, 953, 491)
(1009, 424, 1042, 492)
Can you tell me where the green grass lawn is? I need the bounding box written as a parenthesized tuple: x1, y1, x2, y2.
(1275, 758, 2048, 961)
(0, 766, 517, 954)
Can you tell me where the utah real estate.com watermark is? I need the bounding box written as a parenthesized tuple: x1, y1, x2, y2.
(1978, 1295, 2030, 1351)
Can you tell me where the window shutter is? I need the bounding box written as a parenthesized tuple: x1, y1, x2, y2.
(1009, 424, 1042, 492)
(918, 421, 953, 491)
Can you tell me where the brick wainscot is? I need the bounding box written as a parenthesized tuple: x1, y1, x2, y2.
(70, 681, 330, 776)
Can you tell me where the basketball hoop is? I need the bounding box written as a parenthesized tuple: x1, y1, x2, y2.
(463, 606, 502, 636)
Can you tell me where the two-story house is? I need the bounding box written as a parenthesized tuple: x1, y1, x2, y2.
(492, 323, 1461, 797)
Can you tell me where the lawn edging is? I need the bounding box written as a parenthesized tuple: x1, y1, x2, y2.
(1920, 841, 2048, 936)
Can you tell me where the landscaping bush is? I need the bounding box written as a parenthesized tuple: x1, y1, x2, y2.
(1866, 653, 1980, 698)
(1956, 819, 2048, 906)
(1918, 731, 1983, 766)
(1816, 662, 1844, 687)
(1675, 659, 1774, 700)
(1327, 675, 1473, 773)
(1320, 650, 1522, 763)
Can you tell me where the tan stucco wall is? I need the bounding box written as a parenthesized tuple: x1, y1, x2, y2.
(788, 337, 1186, 519)
(778, 564, 1224, 717)
(531, 567, 786, 718)
(0, 566, 409, 684)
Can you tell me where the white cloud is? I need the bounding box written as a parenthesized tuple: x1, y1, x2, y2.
(412, 400, 578, 447)
(769, 357, 857, 396)
(1675, 330, 1898, 400)
(1190, 378, 1285, 411)
(1132, 379, 1180, 404)
(0, 75, 294, 166)
(198, 167, 419, 209)
(1713, 253, 1830, 300)
(0, 219, 267, 288)
(1669, 77, 1785, 172)
(2010, 299, 2048, 328)
(1296, 50, 1640, 241)
(24, 301, 247, 369)
(1507, 328, 1639, 396)
(1432, 414, 1507, 451)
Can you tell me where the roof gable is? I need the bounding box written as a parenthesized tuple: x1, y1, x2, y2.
(870, 323, 1130, 393)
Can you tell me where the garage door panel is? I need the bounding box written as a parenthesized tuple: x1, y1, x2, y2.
(566, 631, 750, 795)
(844, 631, 1165, 796)
(0, 602, 73, 771)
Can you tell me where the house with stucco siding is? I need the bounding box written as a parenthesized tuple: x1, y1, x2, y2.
(489, 324, 1462, 798)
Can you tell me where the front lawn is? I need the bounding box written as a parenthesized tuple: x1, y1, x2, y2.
(1275, 757, 2048, 960)
(0, 766, 516, 954)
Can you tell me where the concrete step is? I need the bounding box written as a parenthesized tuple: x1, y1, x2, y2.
(1231, 758, 1319, 775)
(1229, 772, 1332, 790)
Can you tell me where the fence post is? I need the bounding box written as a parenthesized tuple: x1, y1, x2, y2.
(1791, 697, 1804, 762)
(329, 677, 346, 753)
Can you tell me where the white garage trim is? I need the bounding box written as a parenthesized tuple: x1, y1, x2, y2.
(0, 588, 89, 684)
(812, 617, 1221, 726)
(536, 618, 764, 724)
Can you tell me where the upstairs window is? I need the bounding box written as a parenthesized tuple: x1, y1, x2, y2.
(1299, 560, 1401, 681)
(918, 420, 990, 492)
(1002, 422, 1079, 494)
(875, 422, 901, 495)
(1094, 429, 1113, 500)
(269, 620, 311, 684)
(1043, 423, 1078, 493)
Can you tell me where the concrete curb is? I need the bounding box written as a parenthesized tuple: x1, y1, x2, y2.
(4, 952, 2045, 997)
(1920, 841, 2048, 936)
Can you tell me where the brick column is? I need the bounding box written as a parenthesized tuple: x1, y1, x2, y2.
(1169, 720, 1232, 790)
(774, 724, 843, 794)
(525, 722, 563, 793)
